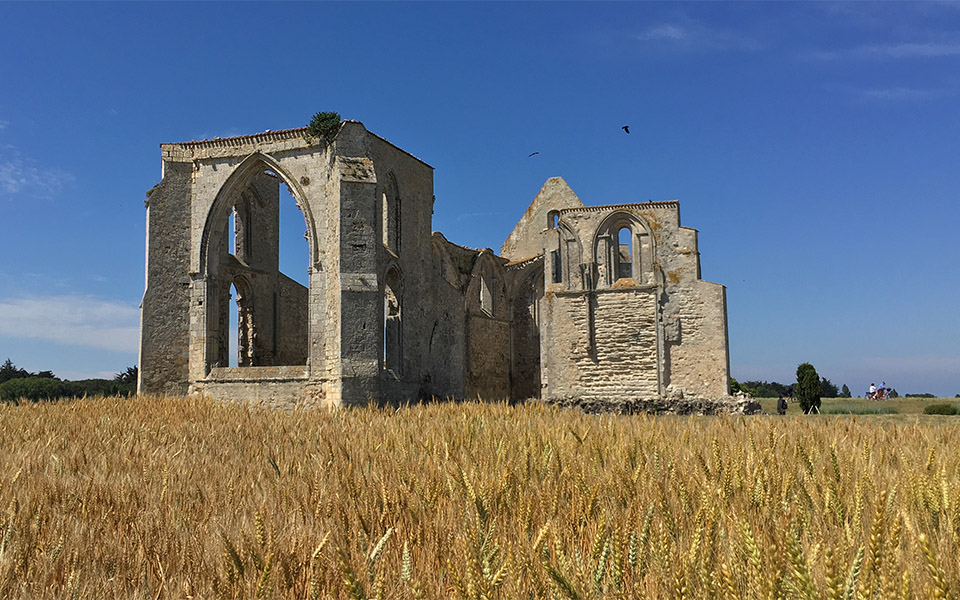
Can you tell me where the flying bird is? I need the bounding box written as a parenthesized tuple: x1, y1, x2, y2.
(528, 151, 540, 157)
(622, 125, 630, 134)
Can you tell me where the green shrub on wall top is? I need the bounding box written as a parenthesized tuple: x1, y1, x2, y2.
(307, 111, 341, 139)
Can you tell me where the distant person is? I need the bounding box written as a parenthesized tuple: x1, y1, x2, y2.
(869, 383, 877, 399)
(787, 384, 794, 400)
(777, 395, 787, 415)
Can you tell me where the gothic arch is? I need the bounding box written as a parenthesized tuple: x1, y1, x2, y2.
(467, 252, 508, 320)
(592, 211, 656, 287)
(381, 171, 401, 254)
(550, 220, 584, 289)
(382, 266, 403, 375)
(199, 152, 318, 276)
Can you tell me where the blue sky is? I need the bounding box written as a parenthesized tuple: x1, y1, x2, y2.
(1, 2, 958, 395)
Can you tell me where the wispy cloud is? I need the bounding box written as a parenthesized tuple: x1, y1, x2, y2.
(636, 19, 761, 52)
(0, 157, 74, 198)
(807, 41, 960, 61)
(0, 115, 74, 199)
(0, 295, 139, 353)
(859, 86, 956, 101)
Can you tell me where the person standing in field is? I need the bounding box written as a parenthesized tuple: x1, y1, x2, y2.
(777, 395, 787, 415)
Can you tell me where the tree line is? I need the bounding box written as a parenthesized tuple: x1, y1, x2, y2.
(0, 358, 136, 403)
(731, 374, 860, 400)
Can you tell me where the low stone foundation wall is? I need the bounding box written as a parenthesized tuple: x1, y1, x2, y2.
(542, 394, 763, 416)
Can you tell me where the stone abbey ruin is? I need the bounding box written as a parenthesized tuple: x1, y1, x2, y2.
(139, 121, 730, 408)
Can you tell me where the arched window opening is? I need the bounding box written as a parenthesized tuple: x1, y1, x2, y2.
(551, 250, 562, 284)
(480, 269, 494, 316)
(382, 174, 401, 254)
(617, 227, 633, 280)
(274, 176, 310, 366)
(384, 271, 402, 374)
(228, 283, 239, 367)
(548, 210, 559, 229)
(279, 181, 309, 287)
(228, 209, 237, 257)
(228, 280, 254, 368)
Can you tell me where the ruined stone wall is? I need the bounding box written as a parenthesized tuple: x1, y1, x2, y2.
(139, 161, 193, 395)
(368, 134, 436, 403)
(465, 315, 511, 400)
(508, 261, 543, 400)
(662, 280, 730, 397)
(423, 237, 467, 398)
(199, 366, 318, 410)
(542, 288, 659, 400)
(140, 125, 729, 408)
(501, 177, 584, 261)
(276, 274, 308, 365)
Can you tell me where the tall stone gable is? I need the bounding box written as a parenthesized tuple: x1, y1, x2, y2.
(139, 122, 729, 407)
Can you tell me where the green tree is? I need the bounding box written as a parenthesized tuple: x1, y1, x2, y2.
(739, 380, 789, 398)
(0, 358, 29, 384)
(729, 377, 741, 393)
(840, 384, 851, 398)
(820, 377, 838, 398)
(115, 366, 138, 385)
(795, 362, 821, 414)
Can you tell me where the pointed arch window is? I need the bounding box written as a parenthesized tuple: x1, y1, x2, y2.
(382, 174, 401, 254)
(384, 269, 402, 374)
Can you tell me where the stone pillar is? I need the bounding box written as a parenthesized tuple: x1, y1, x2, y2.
(139, 161, 193, 395)
(336, 157, 380, 405)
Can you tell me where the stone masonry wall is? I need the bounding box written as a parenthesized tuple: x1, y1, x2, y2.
(543, 288, 659, 400)
(276, 274, 308, 366)
(139, 161, 193, 395)
(663, 280, 730, 398)
(465, 315, 511, 400)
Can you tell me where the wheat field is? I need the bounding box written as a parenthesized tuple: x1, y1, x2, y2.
(0, 396, 957, 599)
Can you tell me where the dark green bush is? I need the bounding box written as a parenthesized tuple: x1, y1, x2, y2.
(0, 377, 68, 402)
(923, 403, 958, 415)
(65, 379, 135, 397)
(307, 111, 341, 139)
(0, 376, 134, 403)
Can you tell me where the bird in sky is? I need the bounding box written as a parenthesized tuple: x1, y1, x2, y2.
(622, 125, 630, 134)
(528, 151, 539, 157)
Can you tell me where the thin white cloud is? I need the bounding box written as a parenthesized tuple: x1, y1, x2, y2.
(638, 24, 688, 43)
(0, 157, 74, 197)
(0, 295, 139, 353)
(58, 370, 119, 381)
(860, 86, 955, 101)
(0, 116, 74, 199)
(636, 19, 761, 52)
(807, 41, 960, 61)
